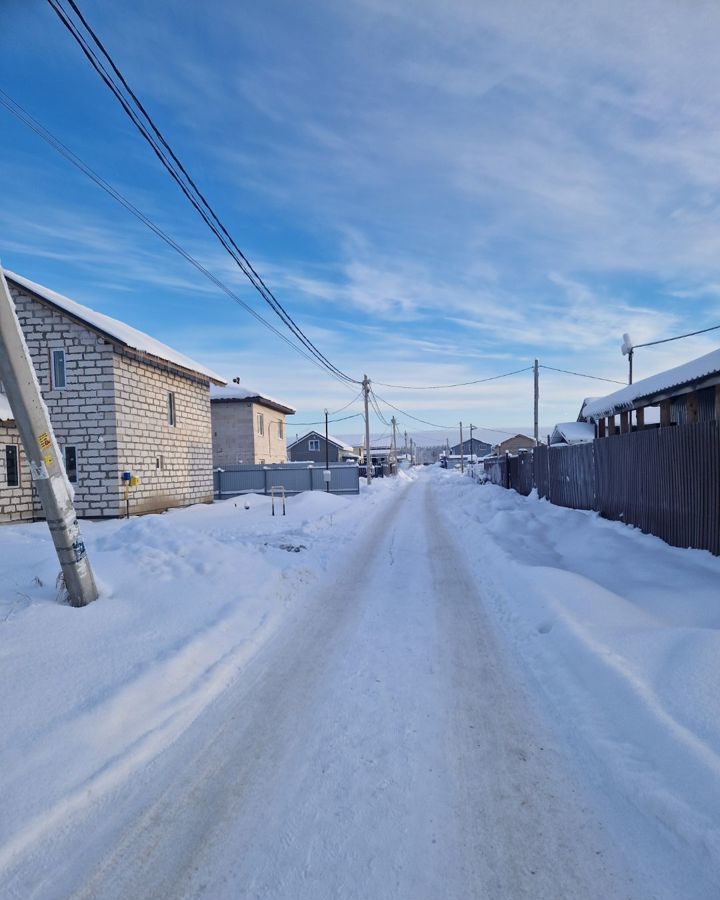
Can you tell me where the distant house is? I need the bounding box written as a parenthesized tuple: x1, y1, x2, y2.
(1, 270, 225, 523)
(493, 434, 536, 455)
(288, 431, 358, 464)
(211, 384, 296, 466)
(549, 422, 596, 445)
(580, 347, 720, 435)
(451, 437, 492, 457)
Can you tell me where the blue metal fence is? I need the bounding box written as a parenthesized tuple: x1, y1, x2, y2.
(214, 463, 360, 498)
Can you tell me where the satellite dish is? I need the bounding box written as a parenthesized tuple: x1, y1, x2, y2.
(621, 333, 634, 356)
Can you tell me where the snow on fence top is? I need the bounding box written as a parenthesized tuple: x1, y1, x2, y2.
(5, 270, 226, 384)
(210, 383, 296, 414)
(581, 347, 720, 420)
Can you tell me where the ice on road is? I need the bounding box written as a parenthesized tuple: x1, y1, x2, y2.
(49, 479, 636, 899)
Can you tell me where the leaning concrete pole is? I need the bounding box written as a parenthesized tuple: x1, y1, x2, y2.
(0, 269, 98, 606)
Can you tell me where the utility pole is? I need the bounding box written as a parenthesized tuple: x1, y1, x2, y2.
(390, 415, 398, 474)
(324, 408, 330, 492)
(459, 421, 464, 473)
(533, 358, 539, 444)
(0, 269, 98, 606)
(446, 437, 450, 466)
(362, 374, 372, 485)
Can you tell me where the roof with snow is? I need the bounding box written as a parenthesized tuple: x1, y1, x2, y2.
(287, 430, 355, 452)
(550, 421, 596, 445)
(581, 348, 720, 420)
(5, 271, 225, 384)
(210, 383, 295, 414)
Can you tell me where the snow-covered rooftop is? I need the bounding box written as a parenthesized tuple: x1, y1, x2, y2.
(6, 270, 226, 384)
(210, 383, 295, 413)
(582, 348, 720, 420)
(550, 421, 596, 445)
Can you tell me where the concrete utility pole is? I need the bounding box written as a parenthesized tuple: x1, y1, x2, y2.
(469, 423, 475, 467)
(0, 269, 98, 606)
(324, 408, 330, 492)
(533, 358, 539, 444)
(362, 374, 372, 485)
(459, 421, 464, 473)
(390, 415, 398, 473)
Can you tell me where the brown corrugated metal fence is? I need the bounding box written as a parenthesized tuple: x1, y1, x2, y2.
(483, 422, 720, 555)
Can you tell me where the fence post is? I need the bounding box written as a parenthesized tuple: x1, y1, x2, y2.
(263, 467, 268, 495)
(308, 465, 313, 492)
(505, 452, 510, 489)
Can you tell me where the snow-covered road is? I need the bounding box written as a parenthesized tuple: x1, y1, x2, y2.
(2, 471, 719, 898)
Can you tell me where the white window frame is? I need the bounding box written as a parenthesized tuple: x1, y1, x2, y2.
(51, 349, 66, 390)
(308, 438, 320, 451)
(167, 392, 176, 427)
(64, 445, 78, 484)
(257, 412, 264, 436)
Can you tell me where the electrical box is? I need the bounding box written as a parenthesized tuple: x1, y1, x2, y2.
(323, 469, 332, 483)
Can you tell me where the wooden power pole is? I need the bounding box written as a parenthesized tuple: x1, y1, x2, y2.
(0, 269, 98, 606)
(533, 358, 539, 444)
(362, 374, 372, 485)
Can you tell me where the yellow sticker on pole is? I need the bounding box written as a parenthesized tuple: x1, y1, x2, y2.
(38, 432, 52, 451)
(43, 454, 53, 466)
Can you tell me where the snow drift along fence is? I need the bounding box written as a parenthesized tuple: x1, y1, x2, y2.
(214, 463, 360, 498)
(484, 421, 720, 555)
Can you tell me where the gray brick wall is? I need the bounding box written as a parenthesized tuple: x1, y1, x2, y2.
(1, 284, 214, 522)
(0, 422, 34, 523)
(212, 400, 288, 465)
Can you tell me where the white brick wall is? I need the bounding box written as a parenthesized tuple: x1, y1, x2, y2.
(0, 422, 34, 523)
(0, 285, 214, 522)
(211, 400, 288, 465)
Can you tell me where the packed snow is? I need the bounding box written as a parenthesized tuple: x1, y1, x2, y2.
(1, 467, 719, 897)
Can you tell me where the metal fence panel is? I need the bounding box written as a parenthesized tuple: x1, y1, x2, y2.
(547, 443, 595, 510)
(214, 463, 360, 497)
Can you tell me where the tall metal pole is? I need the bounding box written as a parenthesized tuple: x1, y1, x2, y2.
(324, 408, 330, 492)
(469, 423, 475, 463)
(363, 374, 372, 485)
(390, 415, 397, 474)
(628, 348, 633, 385)
(0, 269, 98, 606)
(533, 358, 539, 445)
(459, 421, 464, 473)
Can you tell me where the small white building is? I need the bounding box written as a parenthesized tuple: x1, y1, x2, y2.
(211, 384, 296, 465)
(1, 270, 225, 522)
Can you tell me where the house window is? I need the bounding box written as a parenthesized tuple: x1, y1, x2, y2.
(278, 420, 284, 439)
(51, 349, 66, 389)
(5, 445, 19, 487)
(64, 446, 78, 483)
(167, 392, 176, 426)
(257, 412, 264, 435)
(309, 438, 320, 451)
(156, 454, 165, 470)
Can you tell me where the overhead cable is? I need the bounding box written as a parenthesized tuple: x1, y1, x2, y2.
(0, 88, 359, 390)
(46, 0, 358, 385)
(373, 366, 533, 390)
(539, 365, 626, 385)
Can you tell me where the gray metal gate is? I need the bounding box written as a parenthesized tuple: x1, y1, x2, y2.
(214, 463, 360, 498)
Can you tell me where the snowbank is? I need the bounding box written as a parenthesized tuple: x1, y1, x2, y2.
(0, 473, 412, 873)
(432, 470, 720, 874)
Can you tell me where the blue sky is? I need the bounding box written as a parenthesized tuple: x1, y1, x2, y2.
(2, 0, 720, 442)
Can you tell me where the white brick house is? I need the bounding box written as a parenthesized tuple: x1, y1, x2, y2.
(1, 271, 225, 522)
(211, 383, 296, 465)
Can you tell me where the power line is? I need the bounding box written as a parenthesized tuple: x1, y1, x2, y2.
(373, 366, 533, 390)
(539, 365, 626, 385)
(634, 323, 720, 349)
(371, 390, 517, 435)
(46, 0, 358, 386)
(0, 88, 359, 391)
(288, 412, 363, 427)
